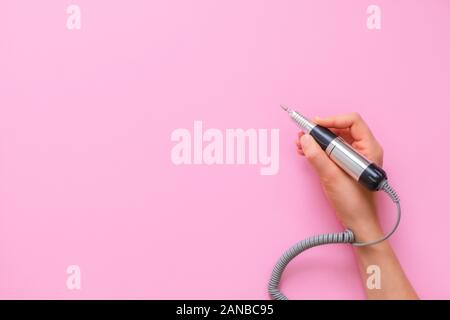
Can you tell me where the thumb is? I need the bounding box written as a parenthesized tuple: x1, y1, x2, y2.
(300, 134, 337, 179)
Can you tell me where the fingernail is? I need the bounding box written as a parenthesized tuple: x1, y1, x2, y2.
(300, 134, 312, 147)
(314, 116, 321, 121)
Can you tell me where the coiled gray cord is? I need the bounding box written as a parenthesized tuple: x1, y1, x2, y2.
(268, 180, 401, 300)
(268, 229, 355, 300)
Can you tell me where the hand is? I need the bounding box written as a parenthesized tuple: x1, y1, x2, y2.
(297, 114, 418, 299)
(296, 112, 384, 242)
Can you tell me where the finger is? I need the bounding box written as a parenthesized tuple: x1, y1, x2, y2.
(352, 140, 383, 167)
(328, 128, 354, 144)
(297, 131, 305, 148)
(300, 134, 338, 179)
(315, 113, 383, 165)
(296, 140, 305, 155)
(314, 113, 374, 141)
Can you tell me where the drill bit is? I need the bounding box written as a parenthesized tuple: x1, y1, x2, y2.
(280, 105, 315, 134)
(280, 105, 290, 112)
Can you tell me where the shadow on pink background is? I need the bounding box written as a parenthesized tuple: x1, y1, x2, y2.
(1, 0, 450, 299)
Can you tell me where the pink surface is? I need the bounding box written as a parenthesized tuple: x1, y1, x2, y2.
(1, 0, 450, 299)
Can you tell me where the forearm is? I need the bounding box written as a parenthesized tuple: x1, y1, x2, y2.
(352, 224, 418, 299)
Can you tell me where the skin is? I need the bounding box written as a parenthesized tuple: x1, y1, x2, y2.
(296, 112, 418, 300)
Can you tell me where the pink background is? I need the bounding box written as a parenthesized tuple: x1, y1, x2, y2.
(1, 0, 450, 299)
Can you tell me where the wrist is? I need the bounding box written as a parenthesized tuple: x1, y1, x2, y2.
(344, 217, 383, 244)
(351, 223, 384, 244)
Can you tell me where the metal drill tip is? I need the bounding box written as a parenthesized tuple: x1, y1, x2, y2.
(280, 105, 289, 112)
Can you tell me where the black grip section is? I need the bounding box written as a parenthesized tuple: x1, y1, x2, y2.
(358, 163, 387, 191)
(309, 125, 338, 151)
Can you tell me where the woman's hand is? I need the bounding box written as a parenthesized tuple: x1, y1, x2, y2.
(296, 112, 384, 242)
(296, 112, 418, 299)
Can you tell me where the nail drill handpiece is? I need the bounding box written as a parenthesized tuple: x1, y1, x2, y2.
(281, 105, 386, 190)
